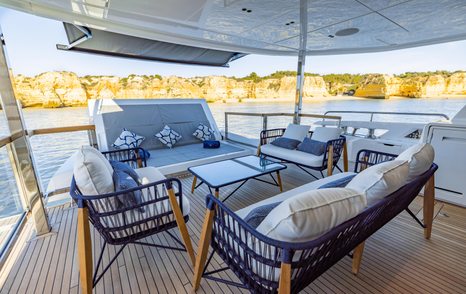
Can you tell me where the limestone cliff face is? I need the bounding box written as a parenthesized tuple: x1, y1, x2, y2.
(355, 72, 466, 98)
(14, 72, 87, 107)
(13, 72, 329, 107)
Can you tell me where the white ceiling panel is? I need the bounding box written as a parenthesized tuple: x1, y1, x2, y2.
(1, 0, 466, 55)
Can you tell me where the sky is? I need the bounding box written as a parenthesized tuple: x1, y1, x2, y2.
(0, 8, 465, 78)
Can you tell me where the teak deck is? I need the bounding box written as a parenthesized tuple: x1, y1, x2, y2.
(1, 166, 465, 293)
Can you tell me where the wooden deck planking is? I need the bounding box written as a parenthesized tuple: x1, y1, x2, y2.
(0, 166, 465, 293)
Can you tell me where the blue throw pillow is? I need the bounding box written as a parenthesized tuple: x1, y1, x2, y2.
(113, 169, 145, 213)
(318, 174, 356, 189)
(131, 149, 151, 161)
(270, 137, 301, 150)
(243, 202, 281, 229)
(297, 138, 327, 156)
(110, 160, 140, 183)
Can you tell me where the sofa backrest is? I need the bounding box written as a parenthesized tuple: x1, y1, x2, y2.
(89, 99, 221, 151)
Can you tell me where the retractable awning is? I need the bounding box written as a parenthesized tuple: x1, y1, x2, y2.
(57, 23, 246, 67)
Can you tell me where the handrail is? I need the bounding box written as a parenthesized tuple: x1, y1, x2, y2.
(0, 130, 25, 148)
(27, 125, 95, 136)
(323, 110, 449, 121)
(224, 112, 341, 145)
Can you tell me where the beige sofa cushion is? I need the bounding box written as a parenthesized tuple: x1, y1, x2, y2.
(346, 160, 409, 206)
(396, 143, 434, 181)
(256, 188, 366, 242)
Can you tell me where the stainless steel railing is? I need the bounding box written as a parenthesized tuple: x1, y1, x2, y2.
(224, 112, 341, 146)
(323, 110, 449, 122)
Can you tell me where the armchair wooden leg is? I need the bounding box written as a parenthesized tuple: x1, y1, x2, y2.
(256, 145, 261, 156)
(77, 207, 93, 294)
(276, 171, 283, 192)
(327, 145, 334, 177)
(167, 188, 195, 267)
(352, 241, 365, 275)
(343, 142, 349, 172)
(191, 176, 197, 193)
(278, 262, 291, 294)
(423, 175, 435, 239)
(193, 208, 216, 291)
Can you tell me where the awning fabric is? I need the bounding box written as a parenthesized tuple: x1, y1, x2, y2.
(59, 23, 246, 67)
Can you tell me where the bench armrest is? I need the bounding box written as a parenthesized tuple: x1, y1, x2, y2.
(354, 149, 398, 173)
(259, 128, 286, 146)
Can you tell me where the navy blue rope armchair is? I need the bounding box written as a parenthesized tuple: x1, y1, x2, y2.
(71, 148, 195, 294)
(192, 150, 437, 293)
(258, 128, 348, 179)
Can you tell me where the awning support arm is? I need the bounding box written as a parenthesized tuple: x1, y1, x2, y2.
(56, 25, 92, 50)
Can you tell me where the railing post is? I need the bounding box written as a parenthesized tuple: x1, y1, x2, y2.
(262, 115, 268, 131)
(224, 112, 228, 141)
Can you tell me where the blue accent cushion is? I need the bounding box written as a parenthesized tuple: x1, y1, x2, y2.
(110, 160, 140, 183)
(110, 160, 144, 212)
(131, 149, 151, 161)
(203, 140, 220, 149)
(243, 202, 281, 228)
(318, 174, 356, 189)
(297, 138, 326, 156)
(271, 137, 301, 150)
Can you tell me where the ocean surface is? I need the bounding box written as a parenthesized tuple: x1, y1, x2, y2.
(1, 97, 466, 218)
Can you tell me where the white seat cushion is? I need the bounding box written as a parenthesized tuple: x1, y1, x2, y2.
(260, 144, 323, 167)
(256, 188, 366, 242)
(346, 160, 409, 206)
(135, 167, 190, 216)
(311, 127, 342, 143)
(282, 124, 310, 141)
(73, 146, 114, 195)
(396, 143, 434, 181)
(236, 172, 356, 218)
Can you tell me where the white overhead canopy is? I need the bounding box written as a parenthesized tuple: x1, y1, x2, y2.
(1, 0, 466, 56)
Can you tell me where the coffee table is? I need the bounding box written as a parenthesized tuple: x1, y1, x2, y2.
(188, 155, 286, 202)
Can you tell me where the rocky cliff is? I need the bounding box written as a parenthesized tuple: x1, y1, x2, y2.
(13, 72, 329, 107)
(355, 72, 466, 99)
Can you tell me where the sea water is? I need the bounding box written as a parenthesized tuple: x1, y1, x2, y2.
(0, 97, 465, 218)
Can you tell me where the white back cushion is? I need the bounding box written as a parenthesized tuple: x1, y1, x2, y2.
(396, 143, 434, 181)
(74, 146, 114, 195)
(282, 124, 310, 141)
(346, 160, 409, 206)
(256, 188, 366, 242)
(311, 127, 342, 143)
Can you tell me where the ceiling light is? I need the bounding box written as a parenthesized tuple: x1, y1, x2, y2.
(335, 28, 360, 37)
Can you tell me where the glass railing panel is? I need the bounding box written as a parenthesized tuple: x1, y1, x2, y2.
(0, 145, 25, 256)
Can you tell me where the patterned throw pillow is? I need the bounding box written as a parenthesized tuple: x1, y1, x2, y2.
(113, 128, 145, 149)
(193, 123, 214, 141)
(155, 125, 182, 148)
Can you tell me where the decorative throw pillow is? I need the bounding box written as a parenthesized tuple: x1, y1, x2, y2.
(318, 174, 356, 189)
(193, 123, 214, 141)
(112, 128, 145, 149)
(297, 138, 327, 155)
(270, 137, 301, 150)
(243, 202, 281, 229)
(110, 160, 140, 183)
(155, 125, 182, 148)
(113, 169, 144, 213)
